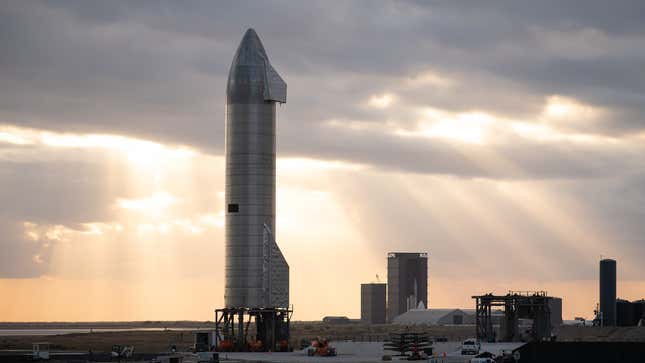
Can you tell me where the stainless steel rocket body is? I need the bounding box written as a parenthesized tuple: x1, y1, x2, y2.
(225, 29, 288, 309)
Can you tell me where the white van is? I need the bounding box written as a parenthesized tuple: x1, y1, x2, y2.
(461, 338, 480, 355)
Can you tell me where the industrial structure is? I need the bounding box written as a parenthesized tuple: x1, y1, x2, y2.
(616, 299, 645, 326)
(387, 252, 428, 322)
(599, 258, 617, 326)
(361, 283, 386, 324)
(215, 28, 291, 352)
(472, 291, 562, 342)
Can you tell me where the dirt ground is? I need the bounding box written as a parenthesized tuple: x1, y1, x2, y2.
(0, 330, 194, 353)
(0, 323, 474, 353)
(2, 323, 644, 354)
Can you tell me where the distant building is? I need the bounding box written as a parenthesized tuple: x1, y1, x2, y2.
(387, 252, 428, 322)
(634, 300, 645, 325)
(361, 283, 386, 324)
(322, 316, 352, 324)
(549, 297, 564, 327)
(392, 308, 476, 325)
(616, 299, 645, 326)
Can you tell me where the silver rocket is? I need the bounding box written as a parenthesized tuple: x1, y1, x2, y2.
(224, 29, 289, 309)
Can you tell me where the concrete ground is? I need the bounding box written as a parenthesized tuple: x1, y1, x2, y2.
(219, 341, 384, 363)
(219, 341, 524, 363)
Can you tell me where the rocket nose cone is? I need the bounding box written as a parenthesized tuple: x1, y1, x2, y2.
(227, 28, 285, 104)
(242, 28, 261, 45)
(232, 28, 268, 67)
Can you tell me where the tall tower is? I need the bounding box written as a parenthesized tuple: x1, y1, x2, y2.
(361, 283, 387, 324)
(224, 28, 289, 309)
(387, 252, 428, 322)
(599, 258, 616, 326)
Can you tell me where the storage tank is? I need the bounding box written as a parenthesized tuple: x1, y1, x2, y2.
(599, 258, 617, 326)
(616, 299, 634, 326)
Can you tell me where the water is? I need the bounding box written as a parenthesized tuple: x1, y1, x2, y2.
(0, 327, 196, 336)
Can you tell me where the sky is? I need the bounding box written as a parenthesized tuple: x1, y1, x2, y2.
(1, 0, 645, 322)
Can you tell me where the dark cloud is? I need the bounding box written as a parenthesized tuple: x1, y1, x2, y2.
(1, 0, 644, 162)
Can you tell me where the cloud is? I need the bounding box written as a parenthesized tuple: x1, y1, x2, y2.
(0, 220, 52, 278)
(2, 0, 644, 157)
(1, 1, 645, 319)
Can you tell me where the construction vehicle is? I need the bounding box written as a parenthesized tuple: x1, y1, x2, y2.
(306, 337, 336, 357)
(111, 344, 135, 359)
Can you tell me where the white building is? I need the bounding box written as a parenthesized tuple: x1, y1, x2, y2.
(391, 308, 476, 325)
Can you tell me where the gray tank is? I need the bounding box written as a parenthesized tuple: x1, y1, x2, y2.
(599, 258, 616, 326)
(224, 29, 289, 309)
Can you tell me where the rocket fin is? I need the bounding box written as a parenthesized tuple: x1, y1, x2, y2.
(263, 223, 289, 308)
(270, 237, 289, 308)
(264, 62, 287, 103)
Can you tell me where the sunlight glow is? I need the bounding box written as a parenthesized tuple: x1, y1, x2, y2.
(134, 213, 224, 236)
(495, 181, 614, 259)
(45, 225, 74, 242)
(0, 130, 34, 145)
(0, 126, 196, 164)
(323, 105, 611, 146)
(368, 93, 395, 109)
(117, 192, 177, 212)
(198, 213, 225, 229)
(545, 96, 577, 118)
(23, 221, 123, 243)
(398, 111, 495, 144)
(405, 70, 454, 87)
(324, 118, 397, 132)
(277, 157, 365, 172)
(543, 95, 602, 122)
(511, 122, 615, 143)
(80, 223, 121, 235)
(0, 106, 631, 322)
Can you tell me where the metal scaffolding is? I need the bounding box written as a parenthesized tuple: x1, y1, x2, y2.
(214, 307, 292, 352)
(472, 291, 553, 342)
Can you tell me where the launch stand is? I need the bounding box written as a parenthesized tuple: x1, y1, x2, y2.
(215, 307, 292, 352)
(472, 291, 553, 342)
